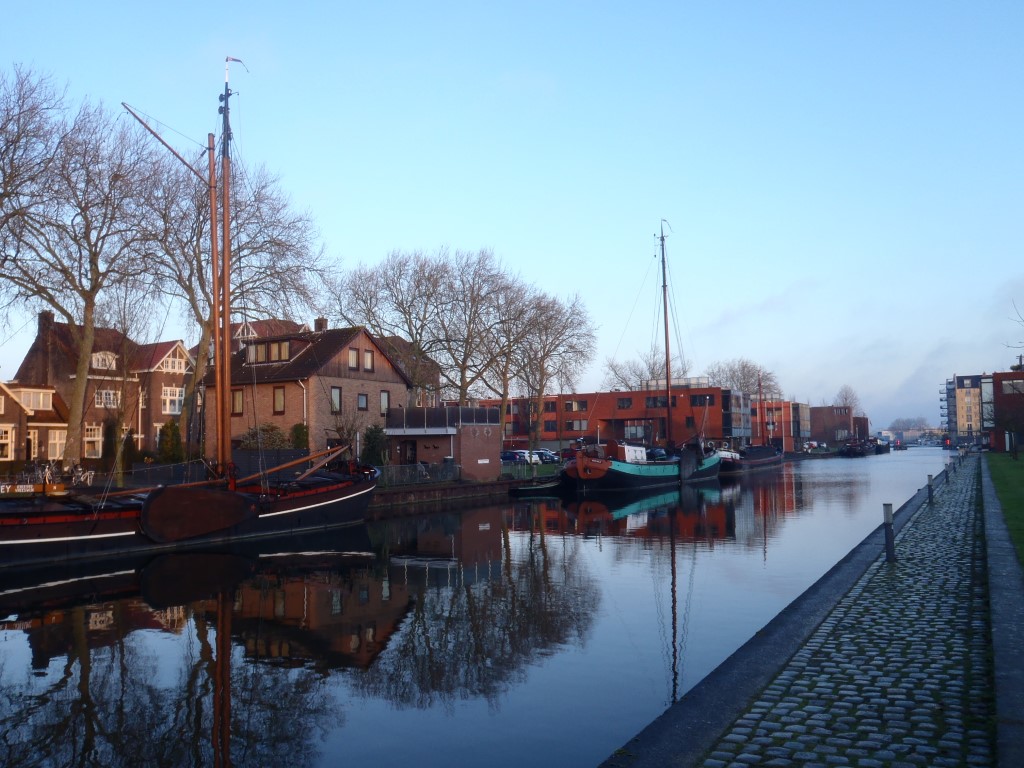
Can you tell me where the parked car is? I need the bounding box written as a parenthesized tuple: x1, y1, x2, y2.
(513, 449, 541, 465)
(501, 450, 525, 463)
(559, 447, 578, 461)
(534, 449, 559, 464)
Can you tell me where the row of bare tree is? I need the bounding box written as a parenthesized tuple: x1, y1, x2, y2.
(0, 67, 598, 462)
(329, 246, 597, 427)
(0, 68, 330, 464)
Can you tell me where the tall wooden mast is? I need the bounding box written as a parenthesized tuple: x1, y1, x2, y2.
(660, 221, 672, 446)
(215, 59, 236, 467)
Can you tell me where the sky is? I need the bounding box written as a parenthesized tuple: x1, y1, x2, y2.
(2, 1, 1022, 431)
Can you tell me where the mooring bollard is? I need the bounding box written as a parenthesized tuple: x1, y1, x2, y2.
(883, 503, 896, 562)
(927, 474, 933, 504)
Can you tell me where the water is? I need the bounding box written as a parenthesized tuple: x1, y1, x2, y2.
(0, 448, 950, 767)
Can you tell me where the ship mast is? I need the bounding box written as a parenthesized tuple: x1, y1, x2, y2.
(215, 58, 238, 468)
(660, 221, 672, 446)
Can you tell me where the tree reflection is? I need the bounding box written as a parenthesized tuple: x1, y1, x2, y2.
(0, 511, 603, 763)
(353, 515, 598, 712)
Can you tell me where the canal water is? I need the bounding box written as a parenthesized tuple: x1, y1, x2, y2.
(0, 448, 951, 767)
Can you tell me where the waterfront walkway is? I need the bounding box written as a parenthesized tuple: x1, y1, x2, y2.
(602, 454, 1024, 767)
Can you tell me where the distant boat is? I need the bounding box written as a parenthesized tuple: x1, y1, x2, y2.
(560, 223, 720, 494)
(718, 443, 783, 477)
(838, 438, 872, 457)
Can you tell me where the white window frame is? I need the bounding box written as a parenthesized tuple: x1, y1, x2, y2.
(83, 425, 102, 459)
(19, 390, 53, 411)
(161, 386, 184, 415)
(95, 390, 122, 409)
(48, 429, 67, 460)
(27, 428, 39, 460)
(160, 355, 186, 373)
(0, 425, 14, 460)
(92, 351, 117, 370)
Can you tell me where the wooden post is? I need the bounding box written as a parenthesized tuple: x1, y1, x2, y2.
(927, 474, 933, 504)
(883, 503, 896, 562)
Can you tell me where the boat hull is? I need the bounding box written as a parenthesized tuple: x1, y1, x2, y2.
(0, 470, 377, 571)
(561, 451, 720, 494)
(719, 445, 783, 476)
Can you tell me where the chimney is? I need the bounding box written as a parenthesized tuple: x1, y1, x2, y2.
(39, 310, 54, 334)
(314, 317, 328, 332)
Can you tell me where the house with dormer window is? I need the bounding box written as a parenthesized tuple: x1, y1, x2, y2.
(203, 318, 412, 453)
(4, 311, 193, 464)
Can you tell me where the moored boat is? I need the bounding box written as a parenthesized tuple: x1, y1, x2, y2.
(0, 62, 378, 571)
(718, 443, 783, 477)
(560, 439, 720, 494)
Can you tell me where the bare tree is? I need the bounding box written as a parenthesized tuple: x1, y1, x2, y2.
(331, 248, 449, 397)
(833, 384, 862, 415)
(143, 150, 329, 447)
(515, 293, 596, 448)
(478, 272, 537, 433)
(1, 98, 160, 465)
(705, 358, 781, 398)
(602, 346, 689, 391)
(0, 66, 64, 320)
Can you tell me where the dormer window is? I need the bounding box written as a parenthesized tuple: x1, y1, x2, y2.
(92, 351, 117, 370)
(245, 340, 290, 364)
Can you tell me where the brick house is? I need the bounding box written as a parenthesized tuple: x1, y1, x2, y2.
(203, 319, 412, 454)
(7, 311, 193, 464)
(130, 340, 196, 452)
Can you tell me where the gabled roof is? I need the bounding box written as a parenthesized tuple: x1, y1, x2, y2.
(14, 311, 136, 387)
(204, 326, 413, 389)
(131, 340, 194, 372)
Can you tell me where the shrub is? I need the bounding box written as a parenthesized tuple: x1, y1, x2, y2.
(290, 423, 310, 450)
(239, 423, 291, 450)
(158, 419, 184, 463)
(361, 424, 387, 466)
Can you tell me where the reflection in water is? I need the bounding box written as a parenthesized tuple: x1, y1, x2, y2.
(0, 451, 951, 767)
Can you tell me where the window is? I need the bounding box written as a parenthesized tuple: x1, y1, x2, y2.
(357, 393, 369, 411)
(564, 400, 588, 412)
(685, 416, 695, 428)
(624, 425, 645, 439)
(269, 341, 290, 361)
(161, 386, 184, 415)
(331, 386, 342, 413)
(18, 391, 52, 411)
(544, 419, 557, 432)
(84, 425, 102, 459)
(95, 390, 121, 409)
(617, 397, 633, 409)
(380, 390, 390, 417)
(0, 395, 4, 415)
(91, 351, 116, 370)
(690, 394, 715, 407)
(27, 429, 38, 460)
(363, 349, 374, 372)
(160, 354, 186, 373)
(231, 389, 244, 416)
(645, 395, 668, 408)
(348, 348, 359, 370)
(247, 344, 268, 363)
(543, 401, 556, 413)
(48, 429, 66, 460)
(0, 426, 12, 459)
(273, 386, 285, 415)
(565, 419, 588, 432)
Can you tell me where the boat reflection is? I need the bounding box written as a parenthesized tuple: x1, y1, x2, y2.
(0, 473, 805, 765)
(0, 504, 595, 764)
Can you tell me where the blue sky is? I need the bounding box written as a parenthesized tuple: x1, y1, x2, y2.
(2, 2, 1022, 430)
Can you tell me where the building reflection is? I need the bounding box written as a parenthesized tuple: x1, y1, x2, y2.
(0, 477, 804, 764)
